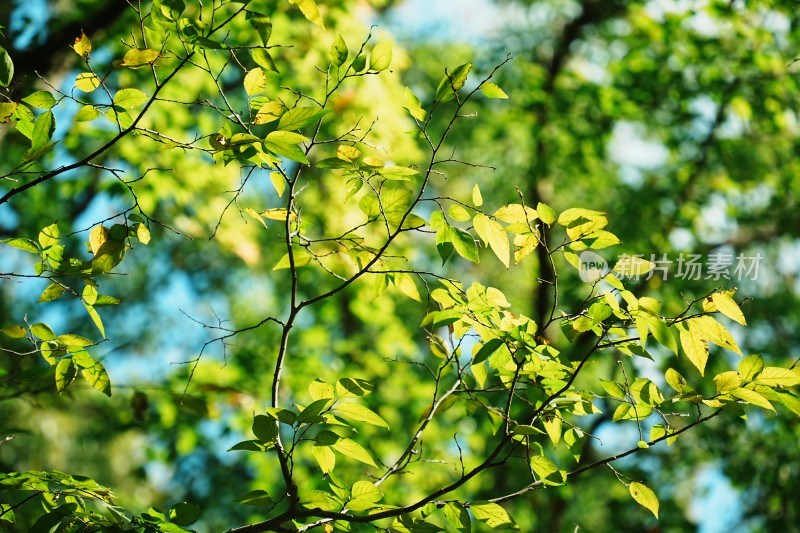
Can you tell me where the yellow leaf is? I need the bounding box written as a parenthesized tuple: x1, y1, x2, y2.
(75, 72, 100, 92)
(629, 482, 659, 518)
(704, 290, 746, 326)
(72, 32, 92, 58)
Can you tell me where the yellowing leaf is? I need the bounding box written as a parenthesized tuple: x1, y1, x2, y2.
(75, 72, 100, 92)
(72, 31, 92, 58)
(472, 183, 483, 207)
(629, 482, 659, 518)
(755, 367, 800, 388)
(270, 171, 286, 197)
(513, 233, 538, 265)
(473, 213, 509, 268)
(244, 68, 267, 96)
(691, 315, 741, 356)
(494, 204, 537, 224)
(677, 321, 709, 376)
(254, 101, 284, 124)
(288, 0, 325, 29)
(120, 48, 161, 69)
(713, 371, 741, 393)
(135, 223, 151, 245)
(114, 88, 148, 109)
(704, 290, 746, 325)
(470, 502, 517, 529)
(89, 225, 109, 255)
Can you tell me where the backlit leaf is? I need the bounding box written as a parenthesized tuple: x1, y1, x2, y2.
(331, 438, 377, 467)
(480, 81, 509, 99)
(114, 88, 148, 109)
(334, 402, 389, 428)
(629, 482, 659, 518)
(470, 501, 518, 530)
(369, 41, 392, 72)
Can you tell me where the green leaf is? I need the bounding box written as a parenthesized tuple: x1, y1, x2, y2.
(442, 503, 470, 532)
(55, 357, 76, 393)
(288, 0, 325, 29)
(330, 34, 348, 66)
(473, 338, 503, 364)
(470, 501, 518, 530)
(755, 367, 800, 387)
(0, 45, 13, 87)
(251, 48, 278, 72)
(84, 302, 106, 337)
(369, 41, 392, 72)
(244, 68, 266, 96)
(480, 81, 509, 99)
(334, 402, 389, 428)
(312, 445, 336, 474)
(252, 414, 278, 442)
(265, 407, 297, 425)
(451, 227, 480, 263)
(114, 88, 149, 109)
(54, 334, 93, 348)
(168, 502, 201, 526)
(336, 377, 373, 397)
(629, 482, 659, 518)
(394, 273, 421, 302)
(249, 15, 272, 46)
(278, 107, 331, 131)
(22, 90, 57, 109)
(537, 202, 556, 225)
(402, 87, 426, 121)
(380, 166, 419, 180)
(31, 322, 56, 341)
(235, 490, 273, 506)
(435, 63, 472, 102)
(473, 213, 510, 268)
(351, 481, 382, 503)
(331, 438, 377, 467)
(0, 102, 17, 123)
(263, 130, 309, 164)
(74, 105, 100, 122)
(309, 379, 335, 401)
(120, 48, 161, 69)
(297, 398, 332, 424)
(31, 110, 55, 150)
(713, 371, 741, 393)
(270, 171, 286, 197)
(0, 325, 26, 338)
(529, 454, 565, 486)
(81, 358, 112, 396)
(738, 354, 764, 383)
(1, 237, 39, 253)
(731, 387, 775, 412)
(38, 283, 66, 302)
